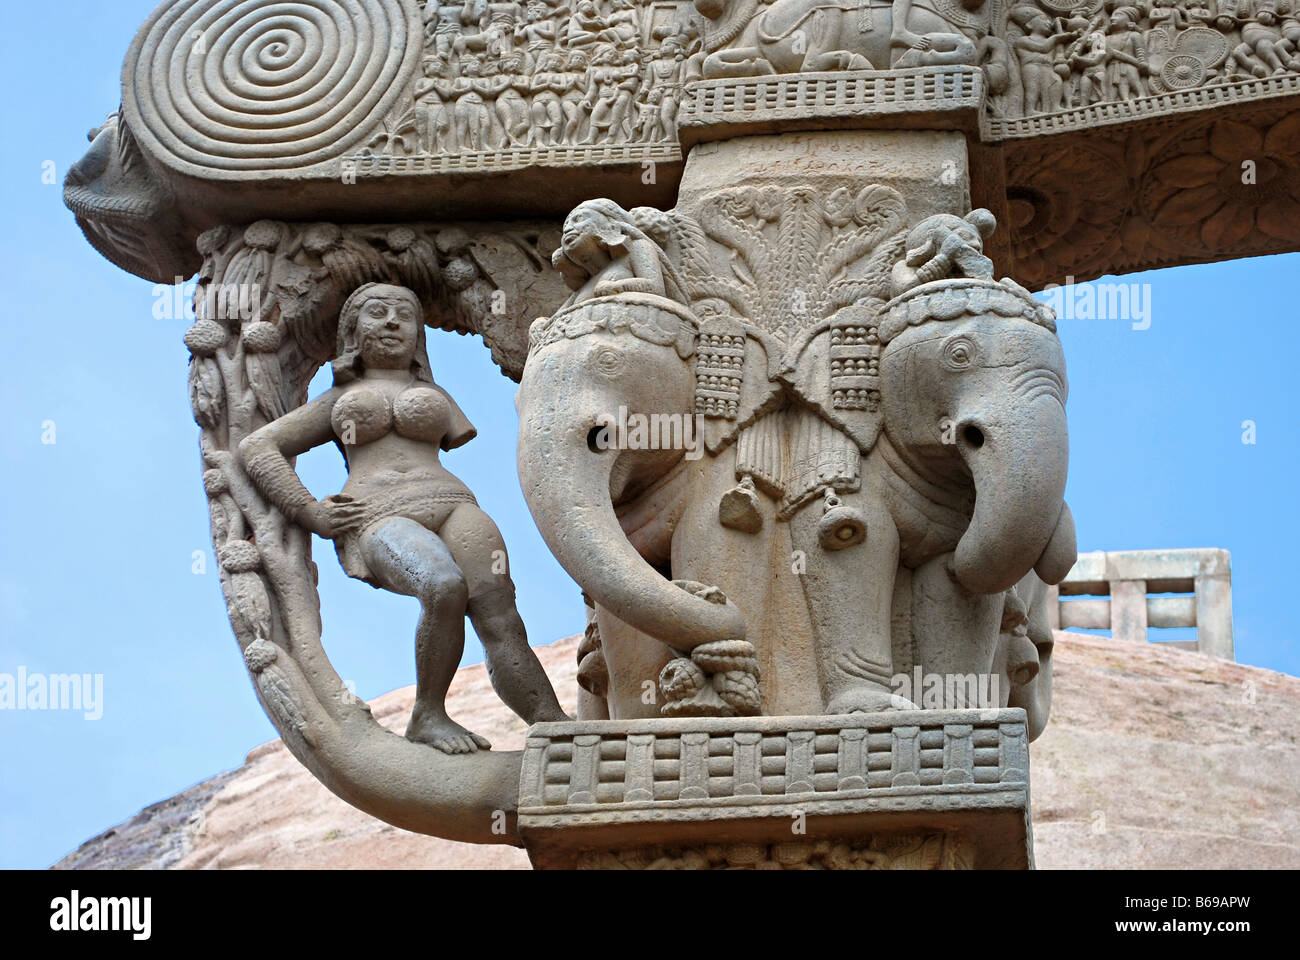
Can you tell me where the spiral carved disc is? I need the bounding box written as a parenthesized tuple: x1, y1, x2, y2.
(125, 0, 419, 173)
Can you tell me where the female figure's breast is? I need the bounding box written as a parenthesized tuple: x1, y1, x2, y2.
(332, 387, 391, 446)
(393, 387, 450, 444)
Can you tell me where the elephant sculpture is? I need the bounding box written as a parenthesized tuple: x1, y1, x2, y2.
(873, 279, 1074, 711)
(519, 199, 763, 717)
(518, 197, 1075, 731)
(695, 0, 995, 77)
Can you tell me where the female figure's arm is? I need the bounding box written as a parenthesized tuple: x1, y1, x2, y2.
(238, 390, 365, 539)
(593, 235, 666, 297)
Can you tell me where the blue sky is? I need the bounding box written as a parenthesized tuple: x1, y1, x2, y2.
(1, 2, 1297, 869)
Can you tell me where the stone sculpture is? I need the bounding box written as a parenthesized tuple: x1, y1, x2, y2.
(66, 0, 1298, 869)
(239, 283, 568, 753)
(67, 0, 1300, 294)
(695, 0, 995, 76)
(518, 181, 1073, 724)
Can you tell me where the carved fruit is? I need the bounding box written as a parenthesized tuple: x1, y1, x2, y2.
(202, 468, 228, 496)
(241, 320, 282, 353)
(443, 257, 477, 291)
(184, 319, 228, 355)
(219, 540, 262, 573)
(244, 220, 282, 250)
(196, 225, 231, 257)
(243, 638, 278, 673)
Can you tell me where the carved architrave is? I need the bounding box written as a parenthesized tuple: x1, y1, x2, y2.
(69, 0, 1300, 289)
(1002, 104, 1300, 287)
(352, 0, 704, 168)
(574, 833, 975, 869)
(677, 67, 986, 148)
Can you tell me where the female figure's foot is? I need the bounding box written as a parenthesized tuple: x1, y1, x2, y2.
(406, 705, 492, 754)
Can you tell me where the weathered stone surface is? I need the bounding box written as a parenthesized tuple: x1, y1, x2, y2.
(53, 632, 1300, 869)
(1031, 632, 1300, 870)
(62, 0, 1294, 868)
(518, 710, 1034, 869)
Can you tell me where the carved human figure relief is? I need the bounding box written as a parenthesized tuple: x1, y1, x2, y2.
(890, 208, 996, 296)
(551, 198, 678, 303)
(239, 283, 568, 753)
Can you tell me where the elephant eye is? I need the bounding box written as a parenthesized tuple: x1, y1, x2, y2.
(592, 347, 626, 378)
(943, 337, 976, 370)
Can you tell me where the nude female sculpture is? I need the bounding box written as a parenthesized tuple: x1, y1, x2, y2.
(238, 283, 568, 753)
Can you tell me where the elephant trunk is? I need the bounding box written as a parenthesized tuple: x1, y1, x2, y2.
(952, 397, 1075, 594)
(517, 356, 745, 653)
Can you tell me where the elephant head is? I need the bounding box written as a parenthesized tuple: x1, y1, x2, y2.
(63, 112, 195, 283)
(879, 278, 1077, 595)
(517, 294, 747, 653)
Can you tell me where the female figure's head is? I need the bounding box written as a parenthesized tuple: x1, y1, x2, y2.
(333, 283, 433, 384)
(559, 199, 628, 270)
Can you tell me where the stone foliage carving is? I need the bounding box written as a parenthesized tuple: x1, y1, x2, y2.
(1005, 104, 1300, 285)
(199, 219, 563, 381)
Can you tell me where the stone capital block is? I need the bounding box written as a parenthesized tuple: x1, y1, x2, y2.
(517, 711, 1033, 869)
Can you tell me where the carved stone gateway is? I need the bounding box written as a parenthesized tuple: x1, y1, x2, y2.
(68, 0, 1298, 868)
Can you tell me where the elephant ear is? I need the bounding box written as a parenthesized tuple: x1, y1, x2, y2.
(778, 302, 885, 454)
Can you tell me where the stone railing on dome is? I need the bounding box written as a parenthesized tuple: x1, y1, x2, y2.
(1049, 549, 1234, 660)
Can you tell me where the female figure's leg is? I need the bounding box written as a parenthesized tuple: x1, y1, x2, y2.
(439, 503, 570, 724)
(359, 516, 491, 754)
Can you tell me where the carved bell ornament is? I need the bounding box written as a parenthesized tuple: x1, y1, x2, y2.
(719, 475, 764, 533)
(817, 488, 868, 551)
